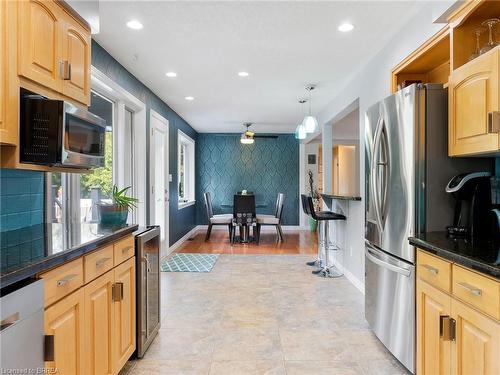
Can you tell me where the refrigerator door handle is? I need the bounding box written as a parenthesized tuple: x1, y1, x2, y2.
(379, 126, 390, 226)
(365, 242, 411, 277)
(371, 116, 384, 234)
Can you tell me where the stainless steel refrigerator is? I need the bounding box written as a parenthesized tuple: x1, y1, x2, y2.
(364, 84, 492, 373)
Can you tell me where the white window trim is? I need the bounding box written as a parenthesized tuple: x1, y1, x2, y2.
(177, 130, 195, 210)
(91, 66, 147, 226)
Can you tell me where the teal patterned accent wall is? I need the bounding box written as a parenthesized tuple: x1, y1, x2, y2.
(196, 134, 299, 225)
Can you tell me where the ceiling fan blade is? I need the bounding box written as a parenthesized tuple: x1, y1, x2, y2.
(253, 135, 278, 139)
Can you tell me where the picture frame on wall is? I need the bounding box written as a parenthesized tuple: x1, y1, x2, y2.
(308, 154, 316, 165)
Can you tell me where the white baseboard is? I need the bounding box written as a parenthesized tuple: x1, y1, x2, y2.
(167, 226, 199, 255)
(332, 259, 365, 295)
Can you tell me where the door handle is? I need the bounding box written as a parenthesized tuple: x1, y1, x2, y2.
(141, 256, 151, 272)
(421, 264, 439, 275)
(44, 335, 55, 361)
(457, 282, 482, 296)
(112, 282, 124, 302)
(371, 117, 384, 234)
(365, 243, 411, 277)
(59, 60, 71, 80)
(488, 111, 500, 133)
(57, 273, 78, 287)
(440, 316, 456, 341)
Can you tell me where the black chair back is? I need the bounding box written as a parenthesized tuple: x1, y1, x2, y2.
(301, 194, 319, 220)
(275, 193, 285, 222)
(233, 194, 256, 224)
(204, 192, 214, 219)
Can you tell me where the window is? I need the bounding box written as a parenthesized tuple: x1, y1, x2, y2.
(80, 91, 115, 219)
(178, 130, 195, 208)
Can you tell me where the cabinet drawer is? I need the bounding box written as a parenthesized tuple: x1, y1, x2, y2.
(39, 258, 83, 306)
(417, 250, 452, 292)
(452, 265, 500, 320)
(114, 235, 135, 266)
(84, 245, 114, 283)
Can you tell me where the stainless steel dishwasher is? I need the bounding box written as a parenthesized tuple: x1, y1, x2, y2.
(0, 279, 45, 371)
(135, 226, 161, 358)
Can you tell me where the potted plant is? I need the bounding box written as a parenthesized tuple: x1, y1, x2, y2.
(97, 185, 138, 226)
(307, 170, 321, 232)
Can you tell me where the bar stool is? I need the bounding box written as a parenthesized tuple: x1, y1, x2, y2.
(301, 194, 346, 278)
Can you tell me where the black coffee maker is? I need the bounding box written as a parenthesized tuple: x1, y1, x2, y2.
(445, 172, 492, 238)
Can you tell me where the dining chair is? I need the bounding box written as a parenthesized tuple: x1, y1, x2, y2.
(204, 192, 233, 241)
(255, 193, 285, 244)
(232, 194, 256, 244)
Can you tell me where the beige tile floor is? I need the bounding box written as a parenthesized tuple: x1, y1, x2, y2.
(122, 255, 409, 375)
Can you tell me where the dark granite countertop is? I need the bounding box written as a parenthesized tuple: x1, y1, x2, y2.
(0, 222, 138, 289)
(409, 231, 500, 279)
(321, 193, 362, 201)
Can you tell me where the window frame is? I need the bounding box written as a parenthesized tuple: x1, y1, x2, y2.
(177, 130, 195, 209)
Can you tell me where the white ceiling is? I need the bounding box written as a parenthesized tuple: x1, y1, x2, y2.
(94, 1, 423, 134)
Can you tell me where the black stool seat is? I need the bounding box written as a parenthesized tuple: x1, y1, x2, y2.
(315, 211, 346, 221)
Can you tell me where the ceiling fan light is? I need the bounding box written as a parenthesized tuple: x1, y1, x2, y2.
(240, 134, 254, 144)
(303, 115, 318, 133)
(295, 124, 307, 140)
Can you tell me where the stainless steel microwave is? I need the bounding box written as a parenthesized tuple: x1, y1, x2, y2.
(20, 91, 106, 169)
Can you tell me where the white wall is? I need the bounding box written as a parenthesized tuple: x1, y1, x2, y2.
(316, 1, 455, 292)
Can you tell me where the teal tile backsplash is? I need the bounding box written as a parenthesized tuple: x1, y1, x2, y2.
(0, 169, 45, 232)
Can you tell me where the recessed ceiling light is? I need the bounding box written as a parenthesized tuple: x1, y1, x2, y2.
(185, 96, 194, 101)
(166, 72, 177, 78)
(126, 20, 143, 30)
(238, 71, 250, 77)
(338, 22, 354, 32)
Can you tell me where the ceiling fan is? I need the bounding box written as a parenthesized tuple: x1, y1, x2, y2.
(240, 122, 278, 144)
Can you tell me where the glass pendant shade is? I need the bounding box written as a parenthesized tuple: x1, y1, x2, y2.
(303, 115, 318, 133)
(295, 124, 307, 140)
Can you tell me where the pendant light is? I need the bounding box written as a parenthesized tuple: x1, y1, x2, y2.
(302, 84, 318, 133)
(295, 99, 307, 140)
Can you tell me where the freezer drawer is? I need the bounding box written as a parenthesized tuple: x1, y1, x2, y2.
(365, 242, 415, 373)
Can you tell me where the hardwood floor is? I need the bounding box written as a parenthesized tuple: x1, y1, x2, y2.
(176, 228, 318, 255)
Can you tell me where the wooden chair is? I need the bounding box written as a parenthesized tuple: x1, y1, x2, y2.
(203, 192, 233, 241)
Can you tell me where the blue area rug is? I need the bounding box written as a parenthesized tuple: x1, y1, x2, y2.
(161, 253, 219, 273)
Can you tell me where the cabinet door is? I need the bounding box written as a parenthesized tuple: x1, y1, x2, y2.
(44, 289, 85, 375)
(449, 48, 499, 156)
(451, 299, 500, 375)
(113, 257, 136, 372)
(18, 0, 63, 92)
(416, 279, 452, 375)
(84, 270, 114, 375)
(61, 19, 90, 104)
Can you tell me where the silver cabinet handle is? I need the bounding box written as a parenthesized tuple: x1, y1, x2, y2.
(59, 60, 71, 80)
(57, 273, 78, 287)
(122, 246, 133, 254)
(458, 282, 482, 296)
(95, 257, 111, 267)
(488, 112, 500, 133)
(421, 264, 439, 275)
(0, 312, 20, 331)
